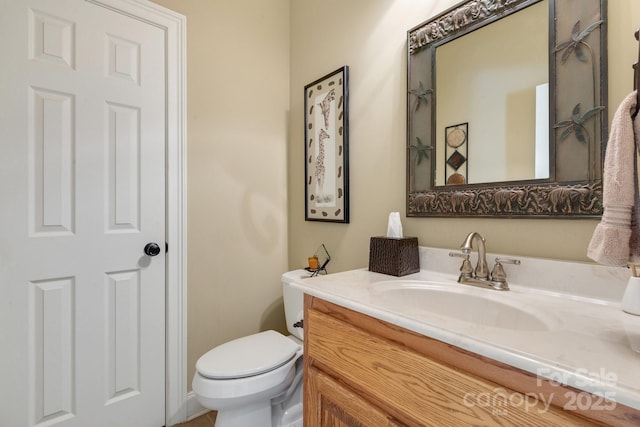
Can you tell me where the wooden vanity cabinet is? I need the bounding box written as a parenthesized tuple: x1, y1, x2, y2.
(307, 367, 406, 426)
(303, 295, 640, 427)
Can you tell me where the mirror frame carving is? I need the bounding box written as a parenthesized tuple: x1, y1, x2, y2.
(406, 0, 608, 218)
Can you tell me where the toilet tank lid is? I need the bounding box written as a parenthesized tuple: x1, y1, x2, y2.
(196, 330, 301, 379)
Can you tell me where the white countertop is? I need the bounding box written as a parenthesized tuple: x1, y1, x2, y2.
(290, 247, 640, 410)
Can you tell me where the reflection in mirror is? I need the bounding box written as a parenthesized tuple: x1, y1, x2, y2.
(435, 0, 549, 185)
(406, 0, 607, 217)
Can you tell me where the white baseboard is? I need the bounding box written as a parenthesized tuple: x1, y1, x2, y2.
(186, 391, 209, 421)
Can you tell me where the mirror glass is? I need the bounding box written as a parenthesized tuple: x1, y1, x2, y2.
(435, 1, 548, 185)
(407, 0, 607, 217)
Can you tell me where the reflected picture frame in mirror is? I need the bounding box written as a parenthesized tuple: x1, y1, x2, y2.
(406, 0, 607, 217)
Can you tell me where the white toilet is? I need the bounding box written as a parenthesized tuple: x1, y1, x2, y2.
(192, 270, 309, 427)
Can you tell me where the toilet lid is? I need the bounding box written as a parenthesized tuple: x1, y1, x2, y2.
(196, 330, 301, 379)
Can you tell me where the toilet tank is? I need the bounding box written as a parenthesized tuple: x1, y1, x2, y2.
(282, 269, 312, 341)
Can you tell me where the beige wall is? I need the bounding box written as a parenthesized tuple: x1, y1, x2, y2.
(150, 0, 291, 387)
(150, 0, 639, 392)
(289, 0, 640, 272)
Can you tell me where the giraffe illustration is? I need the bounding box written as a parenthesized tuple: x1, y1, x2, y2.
(315, 128, 329, 197)
(318, 89, 335, 129)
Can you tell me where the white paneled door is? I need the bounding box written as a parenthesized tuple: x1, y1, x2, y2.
(0, 1, 167, 426)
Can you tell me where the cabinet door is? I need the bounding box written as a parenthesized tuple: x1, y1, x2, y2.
(306, 367, 406, 427)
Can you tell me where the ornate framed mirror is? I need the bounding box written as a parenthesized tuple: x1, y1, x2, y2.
(407, 0, 607, 217)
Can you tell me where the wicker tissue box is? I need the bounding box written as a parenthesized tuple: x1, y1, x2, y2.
(368, 236, 420, 277)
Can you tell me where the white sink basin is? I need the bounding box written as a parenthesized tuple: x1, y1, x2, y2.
(369, 280, 554, 331)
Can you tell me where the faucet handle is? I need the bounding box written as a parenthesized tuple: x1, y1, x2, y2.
(490, 257, 521, 283)
(448, 251, 467, 259)
(494, 257, 521, 266)
(449, 252, 473, 278)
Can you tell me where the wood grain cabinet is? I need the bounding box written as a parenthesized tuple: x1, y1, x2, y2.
(303, 295, 640, 427)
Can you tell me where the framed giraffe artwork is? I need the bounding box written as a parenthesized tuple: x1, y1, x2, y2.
(304, 66, 350, 222)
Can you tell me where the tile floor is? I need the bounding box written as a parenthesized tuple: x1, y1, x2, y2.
(174, 411, 216, 427)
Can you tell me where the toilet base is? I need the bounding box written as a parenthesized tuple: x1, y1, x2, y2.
(274, 400, 302, 427)
(211, 390, 303, 427)
(214, 400, 272, 427)
(272, 370, 303, 427)
(212, 367, 303, 427)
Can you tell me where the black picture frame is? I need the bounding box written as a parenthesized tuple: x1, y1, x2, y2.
(304, 66, 349, 223)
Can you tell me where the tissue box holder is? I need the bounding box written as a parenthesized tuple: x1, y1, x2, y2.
(368, 236, 419, 277)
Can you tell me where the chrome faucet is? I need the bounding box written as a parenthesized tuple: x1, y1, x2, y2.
(461, 231, 489, 280)
(449, 232, 520, 291)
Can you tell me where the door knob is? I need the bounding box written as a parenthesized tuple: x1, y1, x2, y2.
(144, 242, 161, 257)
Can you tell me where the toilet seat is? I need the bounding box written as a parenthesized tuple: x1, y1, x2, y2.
(193, 332, 302, 403)
(196, 330, 301, 379)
